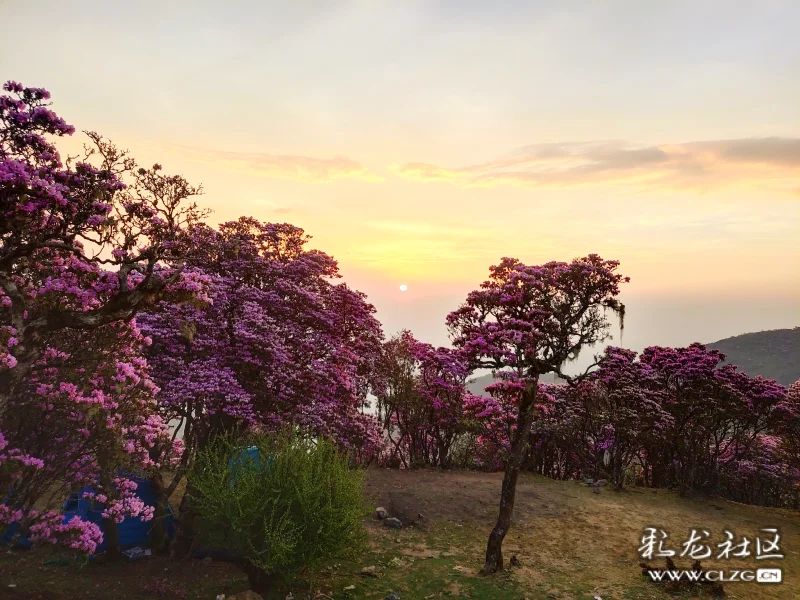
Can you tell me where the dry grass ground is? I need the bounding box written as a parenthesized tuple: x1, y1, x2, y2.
(363, 468, 800, 600)
(1, 468, 797, 599)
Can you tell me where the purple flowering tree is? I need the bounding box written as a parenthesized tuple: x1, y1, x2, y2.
(447, 254, 628, 574)
(775, 379, 800, 490)
(0, 82, 203, 552)
(138, 218, 384, 554)
(464, 377, 559, 472)
(575, 347, 671, 489)
(637, 344, 788, 499)
(375, 330, 471, 468)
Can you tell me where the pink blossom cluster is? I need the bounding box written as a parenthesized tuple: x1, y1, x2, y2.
(101, 478, 154, 524)
(29, 513, 104, 554)
(0, 504, 103, 555)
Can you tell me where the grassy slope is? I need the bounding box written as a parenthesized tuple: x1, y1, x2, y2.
(2, 469, 798, 600)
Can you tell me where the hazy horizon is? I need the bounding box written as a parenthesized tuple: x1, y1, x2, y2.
(3, 0, 798, 355)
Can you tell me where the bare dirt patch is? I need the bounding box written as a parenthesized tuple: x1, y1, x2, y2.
(364, 467, 570, 527)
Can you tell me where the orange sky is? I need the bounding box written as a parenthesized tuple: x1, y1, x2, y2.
(3, 0, 798, 352)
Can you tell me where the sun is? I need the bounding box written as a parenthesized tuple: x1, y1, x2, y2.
(399, 284, 408, 292)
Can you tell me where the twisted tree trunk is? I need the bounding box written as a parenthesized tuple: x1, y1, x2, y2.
(481, 378, 539, 575)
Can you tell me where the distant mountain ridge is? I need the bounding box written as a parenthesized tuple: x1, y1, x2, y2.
(708, 327, 799, 386)
(465, 327, 800, 394)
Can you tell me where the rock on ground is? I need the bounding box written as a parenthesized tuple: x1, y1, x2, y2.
(229, 591, 263, 600)
(360, 565, 379, 577)
(383, 517, 403, 528)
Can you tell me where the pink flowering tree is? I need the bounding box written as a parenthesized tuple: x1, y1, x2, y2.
(463, 354, 655, 482)
(464, 346, 796, 506)
(414, 339, 472, 467)
(1, 81, 204, 553)
(375, 330, 471, 468)
(777, 380, 800, 472)
(464, 377, 560, 472)
(526, 382, 591, 479)
(1, 82, 205, 400)
(137, 218, 384, 555)
(573, 347, 672, 489)
(636, 344, 787, 498)
(374, 331, 421, 468)
(447, 255, 628, 574)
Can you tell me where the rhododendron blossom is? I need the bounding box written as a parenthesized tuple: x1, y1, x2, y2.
(1, 82, 203, 552)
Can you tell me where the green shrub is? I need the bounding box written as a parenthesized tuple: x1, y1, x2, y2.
(189, 432, 367, 593)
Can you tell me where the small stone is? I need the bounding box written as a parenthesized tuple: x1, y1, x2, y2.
(344, 585, 356, 590)
(230, 592, 263, 600)
(375, 506, 389, 519)
(201, 556, 213, 566)
(385, 592, 401, 600)
(383, 517, 402, 528)
(360, 565, 379, 577)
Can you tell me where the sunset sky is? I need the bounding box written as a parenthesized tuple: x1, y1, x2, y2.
(3, 0, 798, 362)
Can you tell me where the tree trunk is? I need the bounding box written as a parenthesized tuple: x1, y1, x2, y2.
(480, 378, 539, 575)
(99, 471, 120, 558)
(614, 449, 624, 490)
(171, 480, 198, 559)
(101, 517, 121, 558)
(148, 471, 171, 554)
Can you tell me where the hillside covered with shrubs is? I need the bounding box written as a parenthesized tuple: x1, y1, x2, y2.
(708, 327, 800, 386)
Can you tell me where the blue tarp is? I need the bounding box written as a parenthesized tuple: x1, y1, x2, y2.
(61, 476, 176, 555)
(4, 448, 265, 557)
(3, 476, 175, 555)
(2, 519, 31, 549)
(228, 445, 270, 482)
